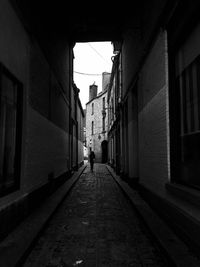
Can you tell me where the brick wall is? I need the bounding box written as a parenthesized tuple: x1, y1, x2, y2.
(122, 0, 168, 99)
(138, 30, 169, 194)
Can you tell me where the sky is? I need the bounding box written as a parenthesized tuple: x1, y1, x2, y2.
(73, 42, 114, 109)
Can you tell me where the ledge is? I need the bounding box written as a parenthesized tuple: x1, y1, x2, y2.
(0, 164, 87, 267)
(106, 165, 200, 266)
(165, 182, 200, 208)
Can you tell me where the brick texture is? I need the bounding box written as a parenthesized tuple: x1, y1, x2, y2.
(138, 31, 169, 194)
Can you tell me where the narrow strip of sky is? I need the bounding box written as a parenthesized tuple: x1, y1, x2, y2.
(73, 42, 114, 108)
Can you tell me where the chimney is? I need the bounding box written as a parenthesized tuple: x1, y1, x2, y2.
(102, 72, 111, 92)
(89, 83, 98, 101)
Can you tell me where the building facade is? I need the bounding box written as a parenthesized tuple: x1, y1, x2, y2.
(107, 53, 122, 173)
(0, 0, 84, 240)
(70, 83, 85, 170)
(107, 0, 200, 253)
(86, 72, 110, 163)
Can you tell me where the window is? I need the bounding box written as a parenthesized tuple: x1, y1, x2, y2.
(111, 98, 114, 120)
(178, 59, 199, 136)
(173, 22, 200, 189)
(176, 56, 200, 188)
(0, 63, 23, 196)
(102, 97, 105, 110)
(102, 116, 105, 132)
(92, 121, 94, 135)
(92, 103, 94, 115)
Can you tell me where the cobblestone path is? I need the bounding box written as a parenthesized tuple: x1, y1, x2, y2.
(23, 164, 169, 267)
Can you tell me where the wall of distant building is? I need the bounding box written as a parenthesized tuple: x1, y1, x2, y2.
(86, 87, 108, 163)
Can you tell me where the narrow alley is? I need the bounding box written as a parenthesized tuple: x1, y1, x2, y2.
(3, 1, 200, 266)
(22, 164, 169, 267)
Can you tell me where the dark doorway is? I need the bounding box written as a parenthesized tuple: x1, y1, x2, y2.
(101, 140, 108, 163)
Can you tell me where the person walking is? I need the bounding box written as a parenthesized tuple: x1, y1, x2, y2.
(89, 150, 95, 172)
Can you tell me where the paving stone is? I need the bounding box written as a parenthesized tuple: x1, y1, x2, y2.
(23, 163, 169, 267)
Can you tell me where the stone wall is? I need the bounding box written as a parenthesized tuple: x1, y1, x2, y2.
(86, 91, 108, 163)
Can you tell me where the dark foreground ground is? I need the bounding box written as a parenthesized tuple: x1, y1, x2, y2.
(22, 164, 170, 267)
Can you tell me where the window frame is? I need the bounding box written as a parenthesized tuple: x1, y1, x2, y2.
(0, 62, 23, 197)
(168, 8, 200, 189)
(91, 121, 94, 135)
(102, 116, 105, 132)
(102, 97, 105, 110)
(92, 103, 94, 115)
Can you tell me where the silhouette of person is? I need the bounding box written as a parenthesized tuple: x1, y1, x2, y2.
(89, 150, 95, 172)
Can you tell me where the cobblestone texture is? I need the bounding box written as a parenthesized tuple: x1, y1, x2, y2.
(23, 164, 169, 267)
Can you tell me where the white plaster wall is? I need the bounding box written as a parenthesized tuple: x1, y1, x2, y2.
(86, 91, 108, 162)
